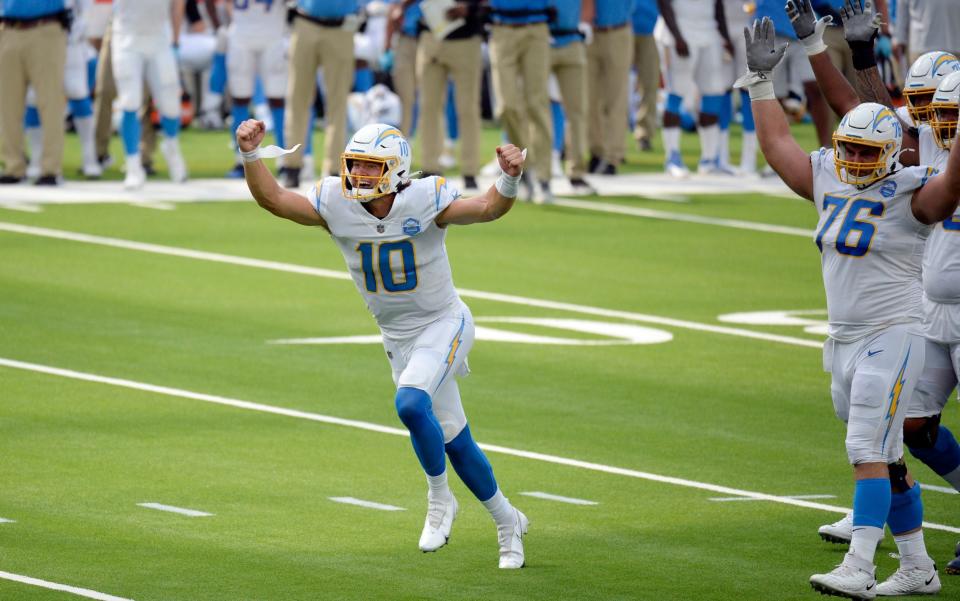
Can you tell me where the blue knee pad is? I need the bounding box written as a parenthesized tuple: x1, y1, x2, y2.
(887, 482, 923, 535)
(160, 116, 180, 139)
(665, 93, 683, 115)
(395, 387, 446, 477)
(909, 425, 960, 476)
(209, 52, 227, 95)
(24, 106, 40, 128)
(445, 425, 497, 502)
(69, 97, 93, 119)
(121, 110, 141, 156)
(853, 477, 891, 529)
(700, 94, 725, 118)
(87, 57, 98, 96)
(739, 90, 755, 132)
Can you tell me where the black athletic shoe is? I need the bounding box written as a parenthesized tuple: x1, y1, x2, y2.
(34, 175, 59, 186)
(587, 154, 602, 173)
(0, 175, 23, 184)
(463, 175, 478, 190)
(281, 167, 300, 189)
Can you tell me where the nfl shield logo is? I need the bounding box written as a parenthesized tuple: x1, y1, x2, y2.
(376, 224, 385, 233)
(403, 218, 421, 236)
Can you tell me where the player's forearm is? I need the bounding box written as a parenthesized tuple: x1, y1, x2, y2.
(203, 0, 220, 29)
(810, 52, 860, 117)
(480, 187, 516, 222)
(852, 66, 895, 110)
(244, 160, 285, 215)
(944, 140, 960, 200)
(657, 0, 683, 41)
(171, 0, 184, 45)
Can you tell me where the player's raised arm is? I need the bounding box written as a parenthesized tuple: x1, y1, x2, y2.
(786, 0, 860, 117)
(911, 129, 960, 224)
(435, 145, 524, 226)
(237, 120, 328, 228)
(735, 17, 814, 201)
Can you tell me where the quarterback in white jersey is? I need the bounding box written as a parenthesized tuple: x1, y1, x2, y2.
(737, 17, 960, 599)
(236, 119, 529, 569)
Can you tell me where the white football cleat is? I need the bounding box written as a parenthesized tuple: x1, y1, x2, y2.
(81, 159, 103, 179)
(123, 159, 146, 190)
(665, 153, 690, 179)
(876, 564, 940, 596)
(819, 512, 854, 544)
(160, 138, 188, 183)
(810, 560, 877, 600)
(497, 508, 529, 569)
(418, 492, 457, 552)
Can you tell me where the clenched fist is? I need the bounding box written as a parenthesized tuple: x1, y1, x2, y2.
(236, 119, 266, 153)
(496, 144, 525, 177)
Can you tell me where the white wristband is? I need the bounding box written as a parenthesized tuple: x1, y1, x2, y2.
(495, 172, 522, 198)
(240, 143, 302, 164)
(240, 148, 260, 163)
(747, 78, 776, 101)
(800, 35, 828, 56)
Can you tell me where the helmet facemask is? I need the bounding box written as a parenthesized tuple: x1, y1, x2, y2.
(833, 136, 896, 186)
(903, 89, 936, 124)
(931, 104, 959, 149)
(340, 154, 401, 202)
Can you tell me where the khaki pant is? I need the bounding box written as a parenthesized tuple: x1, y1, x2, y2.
(417, 33, 482, 176)
(824, 26, 856, 86)
(550, 42, 587, 178)
(587, 25, 632, 165)
(93, 22, 155, 164)
(393, 33, 418, 137)
(0, 22, 67, 177)
(488, 23, 552, 180)
(632, 33, 659, 143)
(285, 18, 353, 175)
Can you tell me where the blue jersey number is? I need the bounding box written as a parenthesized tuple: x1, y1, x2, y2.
(815, 195, 884, 256)
(234, 0, 273, 10)
(357, 241, 418, 293)
(943, 216, 960, 231)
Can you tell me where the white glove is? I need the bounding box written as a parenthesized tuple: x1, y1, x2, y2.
(577, 22, 593, 45)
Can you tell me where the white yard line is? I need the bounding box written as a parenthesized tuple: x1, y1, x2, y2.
(328, 497, 405, 511)
(0, 222, 823, 350)
(0, 518, 15, 523)
(553, 198, 815, 238)
(137, 503, 213, 517)
(2, 356, 959, 534)
(0, 570, 135, 601)
(519, 492, 598, 506)
(921, 483, 959, 495)
(709, 494, 837, 502)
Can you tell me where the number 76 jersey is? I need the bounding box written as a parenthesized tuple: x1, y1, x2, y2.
(309, 175, 463, 339)
(810, 148, 936, 343)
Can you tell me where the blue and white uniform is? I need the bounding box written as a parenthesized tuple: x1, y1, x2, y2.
(111, 0, 180, 118)
(227, 0, 288, 98)
(812, 147, 935, 463)
(309, 175, 472, 441)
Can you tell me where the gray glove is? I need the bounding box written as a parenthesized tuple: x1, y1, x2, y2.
(734, 17, 787, 98)
(840, 0, 881, 43)
(786, 0, 833, 54)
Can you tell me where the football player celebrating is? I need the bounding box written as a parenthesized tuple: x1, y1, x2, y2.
(737, 16, 960, 599)
(236, 119, 530, 569)
(788, 0, 960, 578)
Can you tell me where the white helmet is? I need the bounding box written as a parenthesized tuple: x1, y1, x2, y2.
(903, 51, 960, 124)
(833, 102, 903, 187)
(340, 123, 411, 202)
(930, 71, 960, 150)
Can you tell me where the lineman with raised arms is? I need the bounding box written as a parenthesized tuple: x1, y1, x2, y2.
(236, 119, 530, 569)
(736, 16, 960, 599)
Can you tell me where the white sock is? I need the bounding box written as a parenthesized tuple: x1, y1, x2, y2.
(698, 124, 720, 164)
(27, 126, 42, 171)
(942, 465, 960, 491)
(126, 152, 142, 171)
(662, 126, 680, 159)
(74, 115, 97, 167)
(481, 488, 514, 528)
(426, 472, 449, 498)
(894, 530, 934, 568)
(740, 131, 758, 173)
(847, 526, 884, 567)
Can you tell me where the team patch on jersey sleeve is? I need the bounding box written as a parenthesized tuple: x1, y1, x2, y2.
(403, 217, 421, 236)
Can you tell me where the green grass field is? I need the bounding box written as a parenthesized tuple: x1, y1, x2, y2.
(1, 126, 959, 601)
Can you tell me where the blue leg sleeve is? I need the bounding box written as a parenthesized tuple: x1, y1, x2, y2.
(121, 110, 141, 156)
(354, 68, 374, 93)
(209, 52, 227, 95)
(253, 77, 266, 106)
(87, 57, 98, 96)
(909, 425, 960, 476)
(270, 106, 286, 148)
(445, 425, 498, 502)
(665, 93, 683, 116)
(740, 90, 755, 132)
(231, 103, 251, 138)
(551, 100, 565, 154)
(853, 477, 892, 529)
(24, 106, 40, 128)
(160, 116, 180, 139)
(304, 106, 315, 155)
(717, 91, 732, 131)
(886, 482, 923, 535)
(69, 97, 93, 119)
(444, 81, 458, 140)
(395, 387, 446, 477)
(700, 94, 725, 118)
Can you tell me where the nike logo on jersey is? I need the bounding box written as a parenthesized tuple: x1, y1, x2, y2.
(867, 349, 884, 357)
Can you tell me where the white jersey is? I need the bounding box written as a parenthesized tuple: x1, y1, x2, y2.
(811, 148, 934, 342)
(656, 0, 721, 46)
(310, 175, 463, 339)
(229, 0, 287, 44)
(920, 126, 960, 305)
(112, 0, 172, 47)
